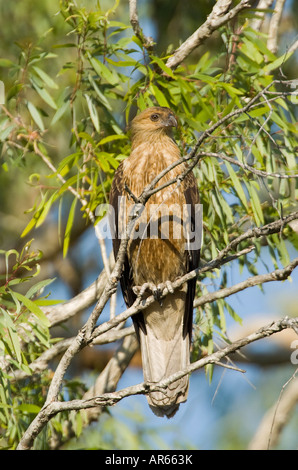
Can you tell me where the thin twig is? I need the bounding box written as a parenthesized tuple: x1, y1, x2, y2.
(199, 151, 298, 179)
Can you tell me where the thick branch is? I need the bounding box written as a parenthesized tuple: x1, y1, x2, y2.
(45, 252, 115, 327)
(82, 334, 139, 425)
(248, 371, 298, 449)
(166, 0, 251, 70)
(129, 0, 154, 50)
(250, 0, 274, 32)
(17, 316, 298, 450)
(14, 77, 298, 448)
(267, 0, 286, 54)
(13, 215, 298, 380)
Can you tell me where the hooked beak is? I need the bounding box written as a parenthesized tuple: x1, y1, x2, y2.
(164, 113, 178, 128)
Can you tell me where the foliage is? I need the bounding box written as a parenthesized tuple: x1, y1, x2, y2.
(0, 0, 297, 449)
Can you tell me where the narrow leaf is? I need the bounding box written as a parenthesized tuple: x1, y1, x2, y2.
(13, 291, 50, 327)
(63, 197, 78, 258)
(27, 101, 45, 131)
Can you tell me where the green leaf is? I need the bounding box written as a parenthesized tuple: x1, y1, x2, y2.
(12, 291, 50, 327)
(243, 30, 276, 62)
(0, 58, 15, 67)
(51, 99, 70, 125)
(188, 72, 217, 84)
(17, 404, 41, 414)
(32, 79, 57, 109)
(88, 74, 112, 111)
(27, 101, 45, 131)
(95, 152, 110, 172)
(7, 83, 23, 100)
(240, 38, 263, 64)
(98, 134, 127, 145)
(32, 66, 58, 89)
(217, 82, 243, 96)
(85, 94, 100, 132)
(246, 182, 264, 225)
(150, 55, 175, 79)
(87, 52, 118, 85)
(0, 309, 22, 363)
(225, 161, 248, 210)
(150, 84, 170, 107)
(0, 124, 16, 141)
(25, 278, 55, 300)
(35, 191, 59, 228)
(63, 197, 78, 258)
(263, 50, 293, 74)
(21, 191, 49, 237)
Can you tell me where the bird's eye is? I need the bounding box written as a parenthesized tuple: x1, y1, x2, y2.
(150, 113, 159, 122)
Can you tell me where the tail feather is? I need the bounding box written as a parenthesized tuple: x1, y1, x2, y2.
(139, 286, 190, 418)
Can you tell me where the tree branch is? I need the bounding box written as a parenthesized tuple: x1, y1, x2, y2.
(267, 0, 286, 54)
(129, 0, 154, 50)
(250, 0, 274, 32)
(16, 316, 298, 450)
(166, 0, 251, 70)
(14, 76, 298, 448)
(198, 151, 298, 179)
(194, 257, 298, 308)
(11, 214, 298, 381)
(248, 370, 298, 449)
(45, 252, 115, 327)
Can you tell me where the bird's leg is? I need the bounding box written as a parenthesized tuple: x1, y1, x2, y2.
(165, 280, 175, 294)
(133, 281, 175, 306)
(133, 282, 163, 305)
(133, 282, 152, 298)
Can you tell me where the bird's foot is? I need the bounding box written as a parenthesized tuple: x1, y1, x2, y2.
(133, 282, 162, 301)
(165, 280, 174, 294)
(133, 282, 163, 306)
(133, 281, 175, 306)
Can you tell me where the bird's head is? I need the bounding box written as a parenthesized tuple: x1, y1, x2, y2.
(130, 107, 178, 142)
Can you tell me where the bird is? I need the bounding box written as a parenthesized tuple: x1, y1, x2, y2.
(109, 106, 200, 418)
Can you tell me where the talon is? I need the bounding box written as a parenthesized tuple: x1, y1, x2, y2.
(165, 280, 174, 294)
(133, 283, 150, 297)
(132, 286, 141, 295)
(140, 282, 150, 297)
(153, 284, 163, 306)
(133, 282, 165, 306)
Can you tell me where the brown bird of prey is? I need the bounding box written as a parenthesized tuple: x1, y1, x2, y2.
(109, 106, 200, 418)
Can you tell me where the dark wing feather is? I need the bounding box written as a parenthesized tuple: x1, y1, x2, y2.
(183, 170, 200, 340)
(109, 162, 145, 338)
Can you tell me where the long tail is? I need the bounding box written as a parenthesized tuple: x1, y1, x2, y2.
(139, 285, 190, 418)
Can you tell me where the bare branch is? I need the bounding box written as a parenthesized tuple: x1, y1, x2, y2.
(82, 334, 138, 425)
(288, 38, 298, 55)
(129, 0, 154, 50)
(194, 257, 298, 309)
(166, 0, 251, 70)
(45, 252, 115, 327)
(12, 215, 298, 381)
(199, 151, 298, 179)
(250, 0, 274, 32)
(13, 74, 298, 449)
(10, 326, 136, 382)
(16, 316, 298, 450)
(267, 0, 286, 54)
(248, 371, 298, 449)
